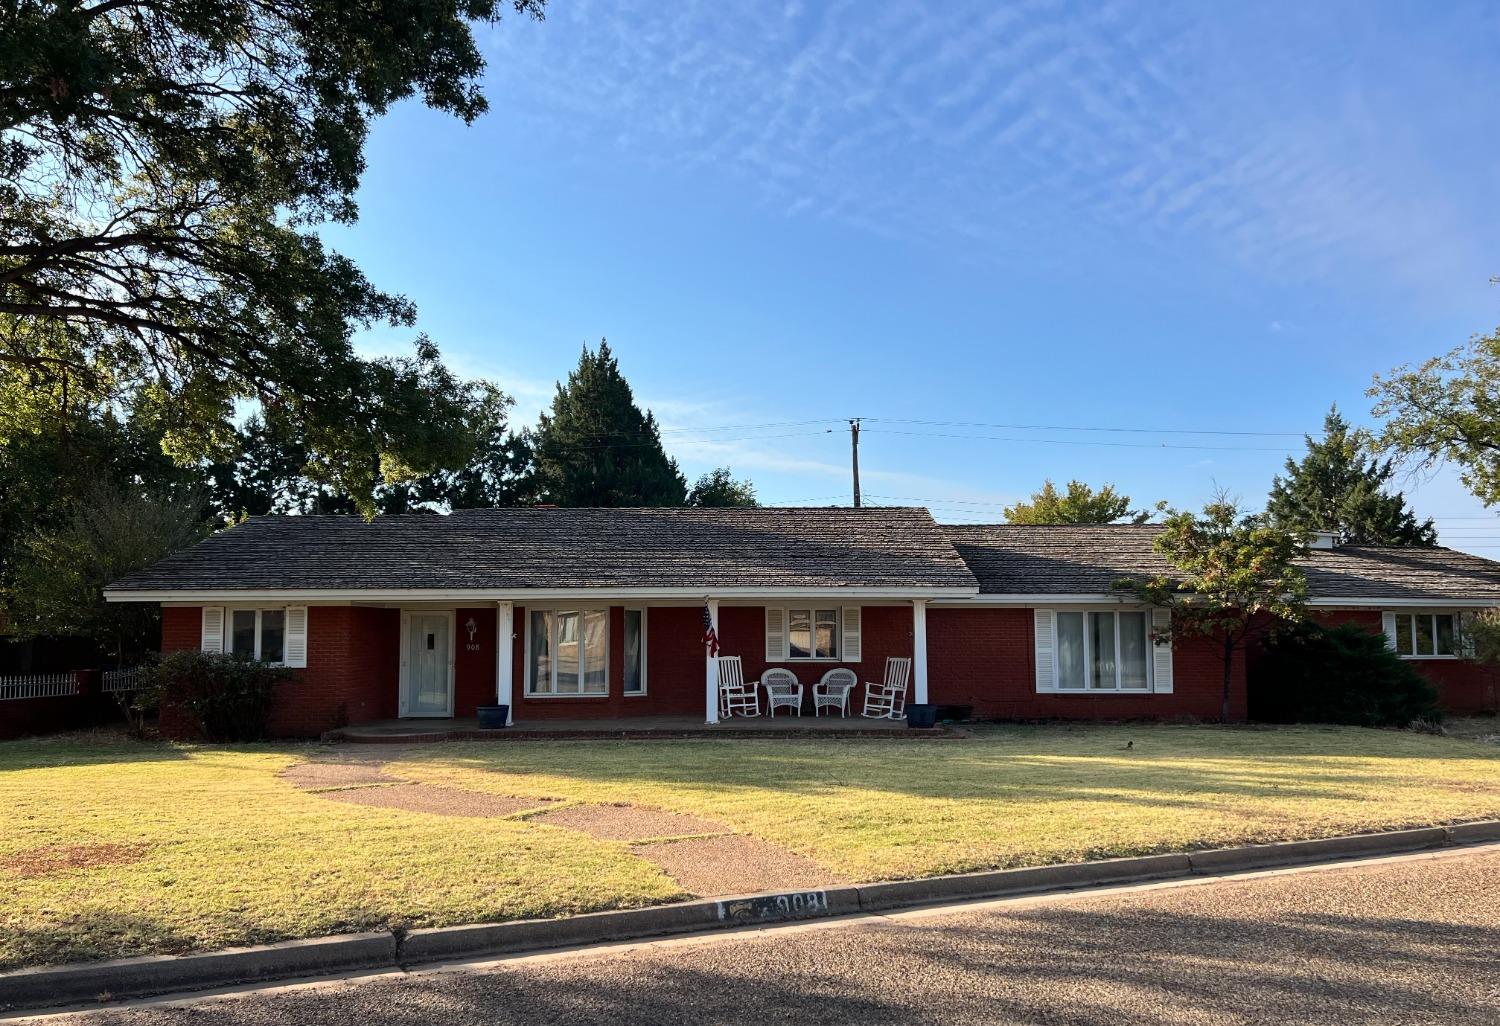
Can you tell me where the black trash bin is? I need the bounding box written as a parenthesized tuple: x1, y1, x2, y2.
(477, 704, 510, 729)
(905, 703, 939, 729)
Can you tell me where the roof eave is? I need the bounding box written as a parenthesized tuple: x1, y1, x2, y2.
(104, 584, 981, 604)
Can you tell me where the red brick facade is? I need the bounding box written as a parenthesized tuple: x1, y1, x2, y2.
(152, 599, 1500, 737)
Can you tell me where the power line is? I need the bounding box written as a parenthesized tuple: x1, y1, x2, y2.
(862, 417, 1306, 438)
(860, 428, 1287, 453)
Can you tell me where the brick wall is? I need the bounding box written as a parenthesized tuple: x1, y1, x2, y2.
(926, 606, 1247, 721)
(158, 605, 398, 738)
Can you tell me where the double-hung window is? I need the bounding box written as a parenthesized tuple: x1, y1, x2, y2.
(1392, 613, 1458, 658)
(787, 608, 840, 660)
(623, 608, 647, 695)
(1055, 610, 1150, 691)
(528, 609, 608, 695)
(228, 608, 286, 663)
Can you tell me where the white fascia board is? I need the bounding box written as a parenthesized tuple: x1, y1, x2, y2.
(1307, 597, 1500, 609)
(104, 585, 980, 604)
(930, 594, 1124, 606)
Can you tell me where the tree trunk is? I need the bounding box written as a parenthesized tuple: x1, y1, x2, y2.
(1222, 636, 1234, 723)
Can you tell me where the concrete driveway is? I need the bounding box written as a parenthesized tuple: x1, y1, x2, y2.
(37, 845, 1500, 1025)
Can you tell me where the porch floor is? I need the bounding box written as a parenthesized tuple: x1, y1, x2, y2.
(324, 715, 956, 743)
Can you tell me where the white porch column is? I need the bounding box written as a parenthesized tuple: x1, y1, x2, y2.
(496, 601, 514, 726)
(705, 598, 721, 724)
(912, 599, 929, 705)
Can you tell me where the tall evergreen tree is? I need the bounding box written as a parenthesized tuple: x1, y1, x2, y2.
(532, 341, 687, 507)
(1267, 406, 1436, 546)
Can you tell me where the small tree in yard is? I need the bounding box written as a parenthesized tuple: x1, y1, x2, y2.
(1114, 497, 1308, 722)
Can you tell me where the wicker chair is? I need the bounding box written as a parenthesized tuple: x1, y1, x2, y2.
(762, 668, 804, 716)
(814, 667, 858, 717)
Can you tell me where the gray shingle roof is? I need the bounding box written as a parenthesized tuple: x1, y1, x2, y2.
(945, 524, 1500, 603)
(108, 507, 978, 594)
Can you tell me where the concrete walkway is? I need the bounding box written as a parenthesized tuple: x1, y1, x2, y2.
(32, 845, 1500, 1024)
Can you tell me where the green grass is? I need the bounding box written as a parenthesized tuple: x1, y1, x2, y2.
(4, 724, 1500, 971)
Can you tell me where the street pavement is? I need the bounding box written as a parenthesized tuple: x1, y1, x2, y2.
(38, 846, 1500, 1026)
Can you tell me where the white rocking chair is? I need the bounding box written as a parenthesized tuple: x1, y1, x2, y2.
(762, 668, 804, 716)
(862, 657, 912, 719)
(814, 667, 858, 717)
(716, 656, 760, 718)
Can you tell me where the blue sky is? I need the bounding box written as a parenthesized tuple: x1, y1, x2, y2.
(321, 0, 1500, 549)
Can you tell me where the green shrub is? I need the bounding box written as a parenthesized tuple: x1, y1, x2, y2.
(1251, 622, 1441, 727)
(142, 650, 291, 741)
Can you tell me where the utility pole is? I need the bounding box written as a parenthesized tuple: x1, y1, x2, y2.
(849, 418, 862, 508)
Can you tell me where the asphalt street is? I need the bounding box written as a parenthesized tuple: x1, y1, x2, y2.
(37, 845, 1500, 1026)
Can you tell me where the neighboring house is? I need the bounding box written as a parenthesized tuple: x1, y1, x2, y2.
(103, 508, 1500, 737)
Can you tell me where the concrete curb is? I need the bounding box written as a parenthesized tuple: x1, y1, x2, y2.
(4, 820, 1497, 1014)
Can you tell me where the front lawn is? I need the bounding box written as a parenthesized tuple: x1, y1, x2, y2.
(4, 724, 1500, 971)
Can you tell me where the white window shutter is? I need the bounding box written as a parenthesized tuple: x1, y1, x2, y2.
(1033, 609, 1056, 692)
(201, 607, 225, 653)
(1151, 607, 1174, 693)
(284, 606, 309, 668)
(765, 607, 788, 661)
(841, 607, 862, 662)
(1381, 611, 1399, 651)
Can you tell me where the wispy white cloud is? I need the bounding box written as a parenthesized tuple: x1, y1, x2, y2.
(482, 0, 1495, 292)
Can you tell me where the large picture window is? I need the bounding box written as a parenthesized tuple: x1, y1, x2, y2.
(1055, 610, 1150, 691)
(528, 609, 608, 695)
(1393, 613, 1458, 658)
(786, 608, 840, 660)
(228, 608, 285, 663)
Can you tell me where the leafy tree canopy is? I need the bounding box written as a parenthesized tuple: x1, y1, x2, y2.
(6, 480, 209, 663)
(532, 340, 687, 507)
(1113, 496, 1308, 722)
(1, 0, 544, 510)
(1267, 406, 1435, 546)
(1370, 326, 1500, 507)
(1003, 479, 1156, 524)
(687, 467, 758, 508)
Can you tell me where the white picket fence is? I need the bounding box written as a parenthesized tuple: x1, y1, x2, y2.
(0, 673, 78, 701)
(102, 669, 143, 693)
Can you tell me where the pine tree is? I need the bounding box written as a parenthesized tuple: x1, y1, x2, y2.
(1267, 406, 1436, 546)
(532, 341, 687, 507)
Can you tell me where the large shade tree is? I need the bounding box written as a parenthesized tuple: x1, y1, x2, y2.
(1004, 479, 1156, 524)
(1, 0, 544, 511)
(1267, 406, 1436, 546)
(1370, 327, 1500, 507)
(532, 341, 687, 507)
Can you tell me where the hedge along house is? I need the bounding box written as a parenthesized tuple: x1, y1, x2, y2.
(103, 508, 1500, 737)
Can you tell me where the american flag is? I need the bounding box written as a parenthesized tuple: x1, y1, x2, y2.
(702, 601, 720, 657)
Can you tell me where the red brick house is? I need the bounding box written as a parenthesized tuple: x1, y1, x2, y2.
(105, 508, 1500, 736)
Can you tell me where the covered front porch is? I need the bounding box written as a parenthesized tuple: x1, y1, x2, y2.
(394, 597, 935, 728)
(324, 713, 949, 743)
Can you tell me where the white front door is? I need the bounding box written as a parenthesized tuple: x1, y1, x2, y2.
(401, 612, 453, 717)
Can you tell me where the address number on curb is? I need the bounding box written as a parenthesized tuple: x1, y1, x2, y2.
(717, 891, 830, 922)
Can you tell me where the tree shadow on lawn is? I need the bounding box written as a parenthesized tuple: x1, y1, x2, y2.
(0, 736, 199, 773)
(400, 733, 1500, 811)
(100, 904, 1499, 1025)
(0, 910, 202, 974)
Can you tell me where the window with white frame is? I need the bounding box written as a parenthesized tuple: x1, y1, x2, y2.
(1392, 612, 1458, 658)
(528, 609, 608, 695)
(228, 608, 286, 663)
(1055, 610, 1150, 690)
(786, 608, 840, 660)
(623, 608, 646, 695)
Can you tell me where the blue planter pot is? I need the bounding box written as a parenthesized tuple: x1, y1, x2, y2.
(477, 705, 509, 729)
(905, 703, 939, 729)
